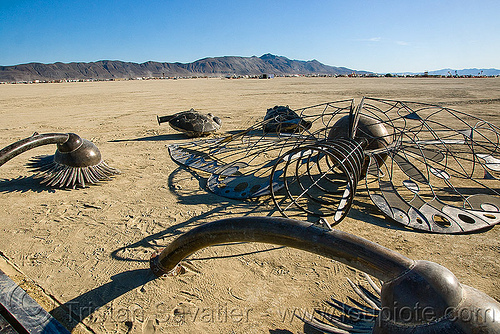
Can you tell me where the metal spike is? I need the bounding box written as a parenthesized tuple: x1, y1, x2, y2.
(62, 167, 72, 188)
(77, 168, 85, 188)
(326, 298, 378, 319)
(346, 278, 380, 310)
(27, 156, 119, 188)
(81, 167, 93, 184)
(45, 168, 67, 186)
(363, 273, 381, 296)
(66, 168, 78, 188)
(315, 310, 374, 332)
(87, 167, 100, 183)
(358, 285, 381, 307)
(92, 165, 107, 180)
(94, 164, 108, 179)
(59, 168, 72, 187)
(344, 297, 379, 316)
(98, 161, 117, 174)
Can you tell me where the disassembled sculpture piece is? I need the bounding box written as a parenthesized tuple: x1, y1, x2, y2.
(157, 108, 222, 137)
(263, 105, 312, 133)
(0, 132, 120, 188)
(168, 98, 500, 233)
(150, 216, 500, 333)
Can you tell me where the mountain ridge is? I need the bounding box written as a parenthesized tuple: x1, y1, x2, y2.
(0, 53, 371, 82)
(2, 55, 497, 82)
(0, 54, 370, 82)
(397, 68, 500, 76)
(427, 68, 500, 76)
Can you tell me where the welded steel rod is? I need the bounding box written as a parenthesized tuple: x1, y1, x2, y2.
(150, 216, 414, 281)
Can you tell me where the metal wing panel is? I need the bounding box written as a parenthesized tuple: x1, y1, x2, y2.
(362, 98, 500, 233)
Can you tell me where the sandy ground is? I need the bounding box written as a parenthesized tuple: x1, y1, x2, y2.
(0, 77, 499, 333)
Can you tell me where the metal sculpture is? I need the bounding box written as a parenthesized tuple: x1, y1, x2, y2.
(0, 132, 119, 188)
(150, 217, 500, 333)
(167, 97, 500, 233)
(263, 105, 312, 133)
(157, 108, 222, 137)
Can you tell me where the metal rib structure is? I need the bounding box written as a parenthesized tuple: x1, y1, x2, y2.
(167, 97, 500, 233)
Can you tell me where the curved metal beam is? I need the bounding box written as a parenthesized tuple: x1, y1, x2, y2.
(150, 216, 414, 281)
(0, 133, 69, 167)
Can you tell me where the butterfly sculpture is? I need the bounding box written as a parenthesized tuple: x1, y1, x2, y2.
(167, 97, 500, 234)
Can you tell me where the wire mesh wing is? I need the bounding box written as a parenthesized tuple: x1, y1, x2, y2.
(361, 97, 500, 233)
(168, 97, 500, 233)
(168, 99, 355, 200)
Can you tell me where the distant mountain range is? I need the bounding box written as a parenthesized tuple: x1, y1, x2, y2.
(427, 68, 500, 76)
(398, 68, 500, 76)
(0, 54, 371, 82)
(1, 55, 497, 82)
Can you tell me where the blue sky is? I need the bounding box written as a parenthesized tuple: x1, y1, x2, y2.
(1, 0, 498, 73)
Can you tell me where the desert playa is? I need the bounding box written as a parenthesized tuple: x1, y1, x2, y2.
(0, 77, 499, 333)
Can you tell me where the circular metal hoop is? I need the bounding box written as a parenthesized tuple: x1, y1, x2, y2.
(270, 139, 365, 221)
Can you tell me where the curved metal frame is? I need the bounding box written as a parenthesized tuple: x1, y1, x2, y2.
(150, 216, 413, 279)
(150, 217, 500, 333)
(270, 139, 366, 221)
(0, 133, 69, 167)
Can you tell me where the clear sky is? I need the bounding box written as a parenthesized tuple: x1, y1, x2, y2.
(1, 0, 498, 73)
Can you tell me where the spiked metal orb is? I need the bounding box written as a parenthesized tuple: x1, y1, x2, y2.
(150, 217, 500, 333)
(0, 132, 119, 189)
(167, 97, 500, 234)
